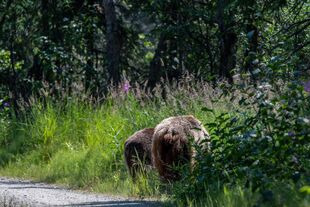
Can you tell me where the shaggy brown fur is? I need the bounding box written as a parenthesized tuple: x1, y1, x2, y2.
(152, 115, 209, 181)
(124, 128, 154, 179)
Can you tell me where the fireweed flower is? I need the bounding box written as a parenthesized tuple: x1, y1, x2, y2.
(304, 81, 310, 93)
(123, 81, 131, 93)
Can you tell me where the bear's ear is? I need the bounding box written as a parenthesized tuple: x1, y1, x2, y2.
(185, 115, 199, 124)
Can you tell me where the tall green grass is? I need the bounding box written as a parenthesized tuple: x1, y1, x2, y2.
(0, 78, 308, 206)
(0, 79, 225, 198)
(175, 183, 309, 207)
(176, 185, 258, 207)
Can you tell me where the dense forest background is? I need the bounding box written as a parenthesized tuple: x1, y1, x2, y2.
(0, 0, 309, 103)
(0, 0, 310, 206)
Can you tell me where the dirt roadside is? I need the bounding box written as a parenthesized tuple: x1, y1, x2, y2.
(0, 177, 162, 207)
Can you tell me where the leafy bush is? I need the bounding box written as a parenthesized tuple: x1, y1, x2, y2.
(173, 79, 310, 205)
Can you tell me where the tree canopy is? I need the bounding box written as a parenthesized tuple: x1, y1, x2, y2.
(0, 0, 309, 103)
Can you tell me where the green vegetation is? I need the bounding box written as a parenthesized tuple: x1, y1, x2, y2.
(0, 0, 309, 206)
(0, 80, 224, 196)
(1, 79, 310, 206)
(175, 81, 310, 205)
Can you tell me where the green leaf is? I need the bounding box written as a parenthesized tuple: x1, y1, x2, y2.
(300, 186, 310, 194)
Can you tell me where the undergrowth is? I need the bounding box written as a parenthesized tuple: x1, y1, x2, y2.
(0, 78, 224, 198)
(0, 77, 309, 206)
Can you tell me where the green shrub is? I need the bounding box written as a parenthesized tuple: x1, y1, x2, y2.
(174, 79, 310, 206)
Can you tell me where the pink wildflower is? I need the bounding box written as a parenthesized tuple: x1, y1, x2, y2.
(123, 81, 131, 93)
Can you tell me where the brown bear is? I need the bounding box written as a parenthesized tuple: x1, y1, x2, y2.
(124, 128, 154, 179)
(152, 115, 210, 181)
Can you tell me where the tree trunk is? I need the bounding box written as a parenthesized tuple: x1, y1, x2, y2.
(219, 32, 237, 82)
(84, 0, 96, 92)
(102, 0, 122, 84)
(216, 0, 237, 83)
(41, 0, 49, 38)
(9, 12, 19, 109)
(148, 34, 168, 88)
(28, 0, 49, 81)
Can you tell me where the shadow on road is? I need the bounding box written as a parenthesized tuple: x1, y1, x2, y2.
(0, 179, 64, 190)
(8, 186, 61, 190)
(59, 200, 163, 207)
(0, 179, 39, 185)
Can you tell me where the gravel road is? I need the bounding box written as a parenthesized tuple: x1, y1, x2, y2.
(0, 177, 162, 207)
